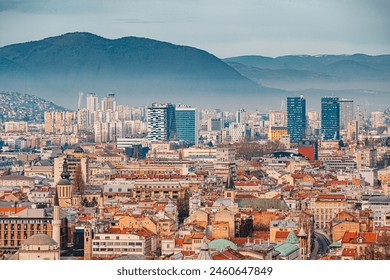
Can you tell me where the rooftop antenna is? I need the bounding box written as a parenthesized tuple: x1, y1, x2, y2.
(280, 99, 285, 111)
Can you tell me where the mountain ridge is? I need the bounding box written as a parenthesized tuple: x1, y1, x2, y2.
(0, 33, 388, 111)
(224, 54, 390, 93)
(0, 32, 264, 109)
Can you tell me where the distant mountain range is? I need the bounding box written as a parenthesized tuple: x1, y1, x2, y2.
(224, 54, 390, 92)
(0, 32, 389, 111)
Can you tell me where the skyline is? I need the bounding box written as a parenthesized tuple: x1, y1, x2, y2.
(0, 0, 389, 58)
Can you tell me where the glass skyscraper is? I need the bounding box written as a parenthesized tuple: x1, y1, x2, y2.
(175, 106, 197, 145)
(321, 97, 340, 140)
(147, 103, 176, 141)
(339, 99, 354, 130)
(287, 96, 306, 143)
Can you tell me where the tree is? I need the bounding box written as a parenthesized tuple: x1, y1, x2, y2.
(375, 231, 390, 260)
(3, 168, 11, 175)
(73, 163, 85, 194)
(219, 140, 286, 160)
(357, 231, 390, 260)
(239, 217, 254, 237)
(253, 223, 270, 232)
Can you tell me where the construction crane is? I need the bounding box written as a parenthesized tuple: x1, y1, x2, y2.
(280, 99, 285, 111)
(78, 91, 84, 109)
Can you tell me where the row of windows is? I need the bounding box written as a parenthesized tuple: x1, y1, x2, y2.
(1, 224, 48, 230)
(94, 241, 142, 246)
(0, 220, 50, 224)
(93, 248, 142, 252)
(107, 186, 180, 192)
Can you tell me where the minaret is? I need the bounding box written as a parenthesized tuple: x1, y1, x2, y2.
(52, 190, 61, 249)
(197, 236, 212, 260)
(84, 224, 92, 260)
(98, 191, 104, 221)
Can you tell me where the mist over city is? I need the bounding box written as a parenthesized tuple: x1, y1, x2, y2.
(0, 0, 389, 271)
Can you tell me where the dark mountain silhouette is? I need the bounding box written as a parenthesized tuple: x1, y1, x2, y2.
(0, 32, 267, 109)
(0, 33, 388, 111)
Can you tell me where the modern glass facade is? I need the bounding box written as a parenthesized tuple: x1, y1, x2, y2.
(339, 99, 354, 130)
(175, 107, 197, 145)
(287, 96, 306, 143)
(147, 103, 176, 141)
(321, 97, 340, 140)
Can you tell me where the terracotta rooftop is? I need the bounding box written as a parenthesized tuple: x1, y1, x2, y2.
(212, 248, 246, 260)
(342, 248, 356, 257)
(342, 232, 377, 244)
(316, 194, 346, 201)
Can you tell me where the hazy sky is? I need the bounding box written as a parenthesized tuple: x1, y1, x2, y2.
(0, 0, 389, 57)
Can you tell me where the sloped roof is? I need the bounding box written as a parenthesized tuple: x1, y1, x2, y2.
(235, 198, 288, 210)
(212, 248, 246, 260)
(0, 174, 34, 181)
(209, 239, 238, 251)
(285, 230, 299, 244)
(24, 234, 57, 246)
(274, 243, 299, 257)
(342, 232, 377, 244)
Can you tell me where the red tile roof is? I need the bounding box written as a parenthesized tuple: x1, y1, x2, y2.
(342, 248, 356, 257)
(175, 238, 183, 247)
(342, 232, 377, 244)
(316, 194, 345, 201)
(212, 248, 246, 260)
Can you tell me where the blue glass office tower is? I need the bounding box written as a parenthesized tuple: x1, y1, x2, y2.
(287, 96, 306, 143)
(175, 106, 197, 145)
(321, 97, 340, 140)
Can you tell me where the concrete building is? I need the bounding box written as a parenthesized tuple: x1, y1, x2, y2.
(310, 194, 347, 230)
(147, 103, 176, 141)
(228, 123, 246, 142)
(92, 229, 157, 258)
(0, 174, 35, 188)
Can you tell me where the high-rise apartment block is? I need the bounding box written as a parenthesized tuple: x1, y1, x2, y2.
(101, 93, 116, 112)
(86, 93, 99, 126)
(269, 111, 287, 127)
(44, 111, 77, 134)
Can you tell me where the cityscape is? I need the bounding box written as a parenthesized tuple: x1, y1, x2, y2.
(0, 0, 389, 269)
(0, 91, 389, 260)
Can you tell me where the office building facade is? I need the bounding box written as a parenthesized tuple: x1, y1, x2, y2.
(175, 106, 197, 145)
(147, 103, 176, 141)
(287, 96, 306, 143)
(321, 97, 340, 140)
(339, 99, 354, 131)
